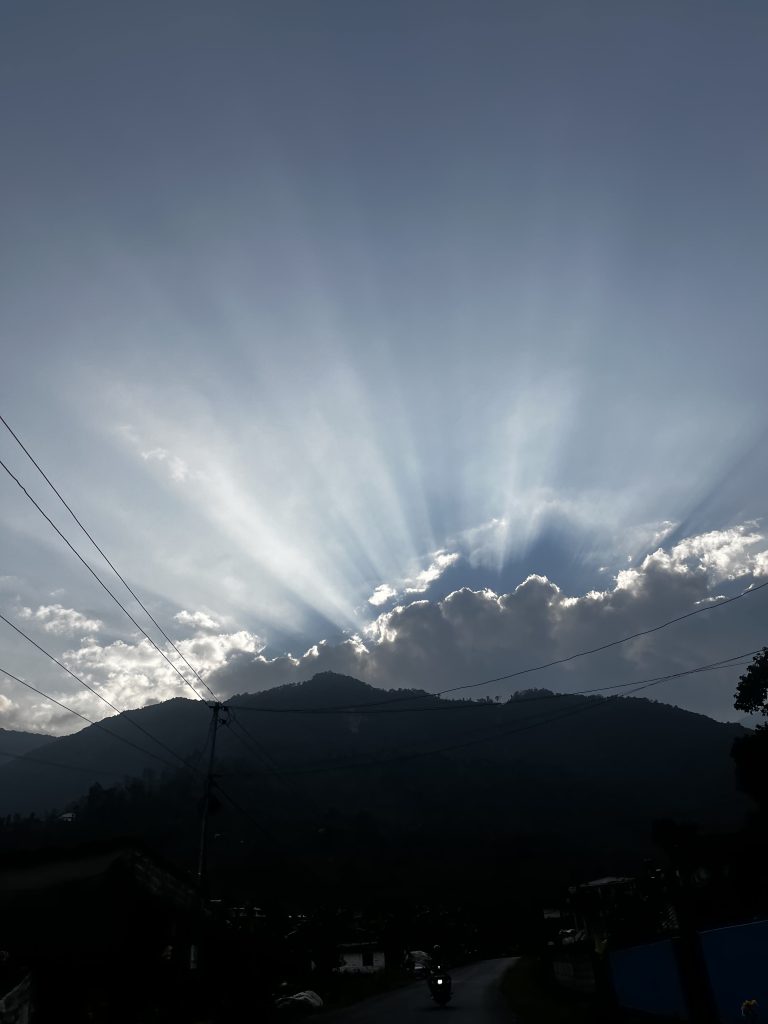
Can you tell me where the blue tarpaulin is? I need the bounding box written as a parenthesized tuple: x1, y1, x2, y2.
(610, 939, 688, 1019)
(700, 919, 768, 1024)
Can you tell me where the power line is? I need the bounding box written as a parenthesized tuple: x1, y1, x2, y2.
(272, 678, 693, 776)
(0, 413, 220, 702)
(226, 651, 757, 715)
(228, 650, 757, 778)
(3, 413, 764, 721)
(0, 666, 253, 879)
(0, 452, 209, 703)
(235, 647, 759, 859)
(229, 582, 768, 715)
(227, 709, 329, 825)
(433, 582, 768, 700)
(0, 413, 281, 860)
(0, 611, 203, 771)
(0, 746, 130, 778)
(210, 766, 341, 883)
(226, 714, 279, 768)
(222, 712, 352, 872)
(209, 777, 288, 844)
(0, 417, 232, 882)
(0, 663, 182, 772)
(227, 711, 312, 803)
(0, 422, 257, 877)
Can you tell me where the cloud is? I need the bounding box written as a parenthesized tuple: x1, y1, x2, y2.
(368, 585, 397, 607)
(668, 527, 766, 579)
(455, 510, 687, 579)
(367, 551, 461, 606)
(211, 524, 768, 723)
(0, 695, 49, 737)
(140, 447, 190, 482)
(404, 552, 461, 593)
(56, 628, 264, 716)
(19, 604, 103, 636)
(174, 609, 222, 631)
(7, 525, 767, 732)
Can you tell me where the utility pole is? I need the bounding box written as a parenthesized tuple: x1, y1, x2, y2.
(197, 701, 223, 889)
(191, 701, 226, 971)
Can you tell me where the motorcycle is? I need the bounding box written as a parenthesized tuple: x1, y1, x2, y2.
(427, 969, 452, 1006)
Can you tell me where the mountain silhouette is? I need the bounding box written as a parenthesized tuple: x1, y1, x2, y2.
(0, 727, 51, 767)
(0, 673, 750, 896)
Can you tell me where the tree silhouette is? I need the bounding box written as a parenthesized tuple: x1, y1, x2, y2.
(734, 647, 768, 718)
(732, 648, 768, 808)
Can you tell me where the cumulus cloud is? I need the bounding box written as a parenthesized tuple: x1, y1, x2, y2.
(367, 551, 460, 606)
(43, 628, 265, 722)
(7, 626, 268, 724)
(668, 527, 766, 579)
(404, 552, 461, 593)
(19, 604, 103, 636)
(368, 584, 397, 607)
(211, 524, 768, 723)
(174, 609, 221, 631)
(7, 524, 768, 732)
(0, 697, 61, 741)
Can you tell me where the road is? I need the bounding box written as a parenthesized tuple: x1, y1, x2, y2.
(320, 958, 518, 1024)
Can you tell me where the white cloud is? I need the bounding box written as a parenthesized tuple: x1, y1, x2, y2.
(367, 551, 460, 606)
(210, 524, 768, 723)
(652, 521, 677, 547)
(57, 628, 264, 716)
(668, 526, 765, 579)
(443, 510, 685, 585)
(140, 447, 190, 482)
(7, 524, 768, 732)
(19, 604, 103, 636)
(368, 584, 397, 607)
(404, 551, 461, 593)
(174, 609, 221, 631)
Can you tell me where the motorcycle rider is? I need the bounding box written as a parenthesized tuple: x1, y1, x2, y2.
(430, 945, 449, 971)
(427, 945, 452, 1005)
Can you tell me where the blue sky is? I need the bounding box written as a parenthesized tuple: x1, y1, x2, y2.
(1, 1, 767, 732)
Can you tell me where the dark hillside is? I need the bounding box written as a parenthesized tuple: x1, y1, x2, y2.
(0, 673, 748, 902)
(0, 727, 52, 767)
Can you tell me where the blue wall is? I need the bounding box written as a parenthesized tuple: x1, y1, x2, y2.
(700, 919, 768, 1024)
(610, 939, 688, 1019)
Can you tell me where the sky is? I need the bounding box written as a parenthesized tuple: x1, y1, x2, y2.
(1, 0, 767, 735)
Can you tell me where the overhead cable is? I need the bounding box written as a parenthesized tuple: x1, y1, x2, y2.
(0, 663, 183, 771)
(0, 612, 203, 770)
(229, 650, 757, 777)
(227, 650, 758, 715)
(0, 413, 220, 702)
(0, 452, 208, 702)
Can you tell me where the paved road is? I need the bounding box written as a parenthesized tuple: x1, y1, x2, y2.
(320, 958, 518, 1024)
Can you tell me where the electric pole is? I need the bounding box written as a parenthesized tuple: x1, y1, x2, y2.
(191, 701, 226, 971)
(197, 701, 225, 888)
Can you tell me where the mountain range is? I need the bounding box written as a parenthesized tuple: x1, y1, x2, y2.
(0, 726, 50, 768)
(0, 672, 750, 900)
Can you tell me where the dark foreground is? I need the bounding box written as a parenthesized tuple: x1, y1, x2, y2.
(320, 958, 517, 1024)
